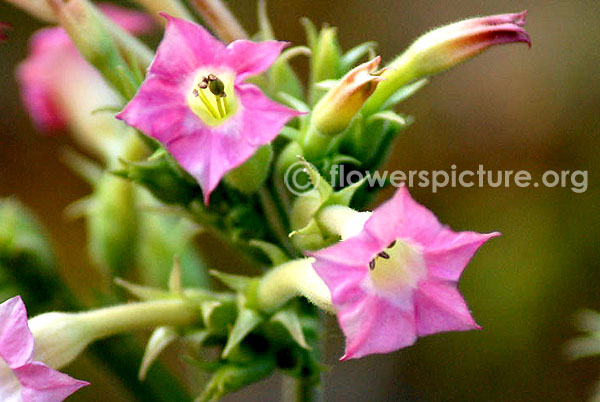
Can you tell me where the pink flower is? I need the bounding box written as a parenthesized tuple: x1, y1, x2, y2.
(310, 187, 500, 360)
(116, 14, 303, 203)
(16, 4, 154, 133)
(0, 296, 88, 401)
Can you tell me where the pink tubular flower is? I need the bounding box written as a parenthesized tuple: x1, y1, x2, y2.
(310, 186, 500, 360)
(116, 14, 303, 203)
(0, 296, 88, 401)
(16, 4, 154, 133)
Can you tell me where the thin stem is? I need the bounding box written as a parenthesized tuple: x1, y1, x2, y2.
(258, 186, 297, 257)
(282, 376, 318, 402)
(189, 0, 248, 42)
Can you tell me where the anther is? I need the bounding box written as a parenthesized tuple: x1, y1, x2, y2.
(208, 76, 226, 97)
(369, 260, 376, 270)
(388, 240, 396, 248)
(378, 251, 390, 259)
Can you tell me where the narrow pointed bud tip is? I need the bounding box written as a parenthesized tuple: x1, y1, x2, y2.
(398, 11, 531, 78)
(312, 56, 384, 136)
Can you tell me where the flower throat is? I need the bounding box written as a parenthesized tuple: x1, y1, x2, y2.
(187, 72, 237, 126)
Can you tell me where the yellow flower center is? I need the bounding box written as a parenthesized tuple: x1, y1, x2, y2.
(186, 70, 237, 126)
(368, 239, 426, 293)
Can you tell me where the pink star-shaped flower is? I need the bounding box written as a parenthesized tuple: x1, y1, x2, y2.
(310, 186, 500, 360)
(0, 296, 88, 401)
(116, 14, 303, 203)
(16, 4, 154, 133)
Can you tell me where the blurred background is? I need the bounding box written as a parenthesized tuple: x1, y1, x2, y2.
(1, 0, 599, 401)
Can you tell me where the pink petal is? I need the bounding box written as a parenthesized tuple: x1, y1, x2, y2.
(15, 362, 88, 402)
(364, 186, 445, 248)
(414, 279, 480, 336)
(0, 297, 34, 368)
(236, 83, 304, 146)
(166, 118, 258, 204)
(308, 231, 380, 268)
(340, 296, 416, 360)
(150, 14, 226, 79)
(223, 40, 288, 82)
(115, 75, 192, 144)
(424, 231, 500, 281)
(98, 3, 155, 35)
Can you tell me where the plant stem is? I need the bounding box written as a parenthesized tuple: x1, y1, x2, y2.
(189, 0, 248, 42)
(258, 187, 297, 257)
(282, 376, 318, 402)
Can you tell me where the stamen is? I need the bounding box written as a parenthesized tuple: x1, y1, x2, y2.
(216, 96, 226, 118)
(196, 88, 220, 119)
(378, 251, 390, 259)
(369, 260, 376, 270)
(388, 240, 396, 248)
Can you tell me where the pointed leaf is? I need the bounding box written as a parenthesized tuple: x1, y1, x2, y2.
(380, 78, 429, 110)
(327, 177, 367, 207)
(341, 41, 377, 72)
(270, 306, 310, 349)
(200, 300, 236, 334)
(139, 327, 178, 381)
(114, 277, 169, 300)
(222, 308, 264, 358)
(248, 240, 289, 266)
(209, 270, 253, 292)
(257, 0, 275, 40)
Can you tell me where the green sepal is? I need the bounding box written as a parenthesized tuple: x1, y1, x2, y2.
(221, 307, 264, 358)
(269, 304, 310, 350)
(380, 78, 429, 110)
(200, 300, 236, 335)
(139, 327, 178, 381)
(194, 357, 275, 402)
(341, 41, 377, 72)
(248, 240, 289, 266)
(113, 149, 201, 206)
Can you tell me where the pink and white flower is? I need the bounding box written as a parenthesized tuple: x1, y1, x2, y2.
(116, 14, 303, 203)
(310, 186, 500, 360)
(16, 4, 153, 135)
(0, 296, 88, 401)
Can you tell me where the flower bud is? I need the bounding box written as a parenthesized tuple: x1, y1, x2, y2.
(28, 299, 201, 369)
(363, 11, 531, 114)
(312, 56, 384, 136)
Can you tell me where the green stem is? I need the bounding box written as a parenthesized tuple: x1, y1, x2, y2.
(258, 187, 297, 257)
(282, 376, 318, 402)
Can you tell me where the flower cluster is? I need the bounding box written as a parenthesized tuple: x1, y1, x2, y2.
(1, 0, 530, 400)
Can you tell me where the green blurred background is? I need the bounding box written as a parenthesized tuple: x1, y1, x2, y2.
(1, 0, 599, 401)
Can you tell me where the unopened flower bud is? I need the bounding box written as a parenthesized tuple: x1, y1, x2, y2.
(312, 56, 384, 136)
(363, 11, 531, 114)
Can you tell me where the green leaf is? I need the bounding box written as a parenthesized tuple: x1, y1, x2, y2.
(139, 327, 178, 381)
(248, 240, 289, 266)
(341, 41, 378, 72)
(222, 308, 264, 358)
(194, 358, 275, 402)
(270, 305, 310, 349)
(380, 78, 429, 110)
(209, 270, 254, 293)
